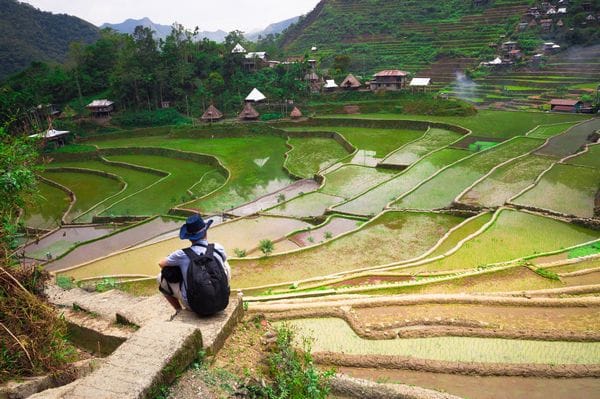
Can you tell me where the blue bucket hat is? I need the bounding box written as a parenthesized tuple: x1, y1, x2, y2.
(179, 214, 213, 241)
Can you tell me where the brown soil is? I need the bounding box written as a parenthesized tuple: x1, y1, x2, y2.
(352, 303, 600, 337)
(338, 367, 600, 399)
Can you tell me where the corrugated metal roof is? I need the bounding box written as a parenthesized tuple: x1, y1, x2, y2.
(374, 70, 409, 77)
(550, 99, 581, 106)
(87, 99, 114, 107)
(29, 129, 70, 139)
(409, 78, 431, 86)
(324, 79, 338, 88)
(245, 88, 266, 102)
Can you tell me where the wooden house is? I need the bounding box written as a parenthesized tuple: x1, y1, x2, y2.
(28, 129, 71, 147)
(540, 18, 553, 30)
(501, 41, 519, 52)
(290, 107, 303, 119)
(409, 77, 432, 93)
(305, 72, 323, 93)
(201, 105, 223, 122)
(370, 70, 409, 91)
(550, 99, 583, 113)
(508, 49, 523, 60)
(340, 74, 361, 89)
(239, 103, 260, 120)
(86, 99, 114, 117)
(244, 52, 268, 71)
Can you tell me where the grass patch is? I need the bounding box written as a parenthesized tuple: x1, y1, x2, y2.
(534, 268, 560, 281)
(320, 165, 395, 199)
(566, 144, 600, 169)
(266, 192, 344, 218)
(285, 137, 349, 178)
(528, 123, 579, 139)
(383, 128, 462, 166)
(50, 144, 97, 154)
(568, 242, 600, 259)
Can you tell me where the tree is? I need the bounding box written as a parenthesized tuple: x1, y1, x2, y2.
(259, 239, 275, 256)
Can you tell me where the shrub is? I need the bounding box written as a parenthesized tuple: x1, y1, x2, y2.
(260, 113, 284, 121)
(244, 324, 334, 399)
(259, 239, 275, 256)
(95, 277, 117, 292)
(534, 268, 560, 281)
(234, 248, 247, 258)
(324, 231, 333, 239)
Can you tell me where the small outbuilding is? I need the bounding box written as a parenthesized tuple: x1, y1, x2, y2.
(29, 129, 71, 147)
(290, 107, 303, 119)
(324, 79, 338, 91)
(239, 103, 260, 120)
(340, 74, 361, 89)
(231, 43, 247, 54)
(550, 99, 583, 113)
(409, 77, 432, 92)
(201, 105, 223, 122)
(86, 99, 114, 117)
(245, 88, 266, 103)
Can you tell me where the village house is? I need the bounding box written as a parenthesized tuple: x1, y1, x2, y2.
(245, 88, 267, 103)
(201, 105, 223, 122)
(340, 74, 361, 90)
(369, 70, 409, 91)
(508, 49, 523, 61)
(29, 128, 71, 147)
(324, 79, 339, 91)
(239, 102, 260, 120)
(501, 41, 519, 52)
(86, 99, 114, 117)
(540, 18, 553, 30)
(550, 99, 583, 113)
(244, 52, 268, 72)
(231, 43, 246, 54)
(290, 107, 303, 119)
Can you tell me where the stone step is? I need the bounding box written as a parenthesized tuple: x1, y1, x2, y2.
(116, 294, 176, 327)
(46, 285, 97, 309)
(73, 289, 146, 321)
(30, 297, 243, 399)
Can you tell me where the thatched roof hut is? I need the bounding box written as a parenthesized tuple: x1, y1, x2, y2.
(201, 105, 223, 122)
(290, 107, 302, 119)
(341, 74, 361, 89)
(239, 103, 260, 120)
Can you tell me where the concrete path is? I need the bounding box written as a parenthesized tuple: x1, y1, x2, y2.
(36, 287, 243, 399)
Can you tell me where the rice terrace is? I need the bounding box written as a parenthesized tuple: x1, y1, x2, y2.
(2, 0, 600, 398)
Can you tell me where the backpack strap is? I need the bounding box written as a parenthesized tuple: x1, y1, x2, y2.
(190, 243, 225, 263)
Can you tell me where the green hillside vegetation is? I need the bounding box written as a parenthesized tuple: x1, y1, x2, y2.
(0, 0, 99, 80)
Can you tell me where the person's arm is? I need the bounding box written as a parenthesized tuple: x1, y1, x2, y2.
(158, 258, 170, 268)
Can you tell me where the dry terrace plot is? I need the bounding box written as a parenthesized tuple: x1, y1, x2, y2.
(393, 137, 544, 210)
(459, 155, 555, 208)
(512, 164, 600, 218)
(58, 215, 311, 281)
(283, 126, 425, 157)
(229, 211, 464, 289)
(333, 148, 471, 216)
(395, 209, 600, 274)
(285, 318, 600, 364)
(381, 128, 463, 166)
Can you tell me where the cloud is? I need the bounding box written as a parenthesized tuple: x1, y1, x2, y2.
(23, 0, 320, 31)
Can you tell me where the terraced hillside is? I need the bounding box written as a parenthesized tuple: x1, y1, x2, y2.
(281, 0, 531, 79)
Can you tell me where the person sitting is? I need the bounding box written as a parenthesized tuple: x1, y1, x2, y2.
(157, 214, 230, 314)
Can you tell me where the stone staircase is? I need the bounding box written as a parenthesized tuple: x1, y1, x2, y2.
(33, 286, 243, 399)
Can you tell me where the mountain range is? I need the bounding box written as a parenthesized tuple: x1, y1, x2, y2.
(0, 0, 99, 80)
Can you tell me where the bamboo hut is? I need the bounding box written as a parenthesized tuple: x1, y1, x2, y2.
(290, 107, 303, 119)
(340, 74, 361, 89)
(201, 105, 223, 122)
(239, 103, 260, 120)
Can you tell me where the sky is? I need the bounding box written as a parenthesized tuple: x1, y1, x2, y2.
(23, 0, 321, 32)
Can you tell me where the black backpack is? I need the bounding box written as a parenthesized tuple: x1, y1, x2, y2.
(182, 244, 230, 316)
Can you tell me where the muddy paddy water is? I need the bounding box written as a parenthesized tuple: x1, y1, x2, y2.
(58, 215, 310, 280)
(339, 367, 600, 399)
(289, 216, 363, 247)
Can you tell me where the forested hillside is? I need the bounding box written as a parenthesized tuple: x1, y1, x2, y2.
(0, 0, 99, 80)
(280, 0, 532, 75)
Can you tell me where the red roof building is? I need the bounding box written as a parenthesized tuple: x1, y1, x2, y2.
(550, 99, 583, 112)
(370, 70, 409, 91)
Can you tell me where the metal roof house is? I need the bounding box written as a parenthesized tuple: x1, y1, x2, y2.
(86, 99, 114, 117)
(369, 70, 409, 91)
(550, 99, 583, 113)
(245, 88, 266, 102)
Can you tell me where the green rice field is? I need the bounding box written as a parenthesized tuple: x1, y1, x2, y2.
(396, 209, 600, 274)
(333, 148, 471, 216)
(41, 170, 123, 223)
(285, 137, 349, 178)
(91, 134, 294, 213)
(24, 181, 71, 230)
(102, 154, 219, 215)
(320, 165, 396, 199)
(566, 144, 600, 169)
(382, 128, 463, 166)
(283, 126, 424, 157)
(285, 318, 600, 364)
(512, 164, 600, 218)
(425, 212, 494, 258)
(319, 111, 589, 139)
(459, 155, 555, 208)
(394, 137, 544, 210)
(230, 211, 464, 289)
(527, 122, 580, 139)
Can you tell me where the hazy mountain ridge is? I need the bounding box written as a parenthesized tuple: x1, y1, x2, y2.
(0, 0, 99, 80)
(101, 17, 228, 42)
